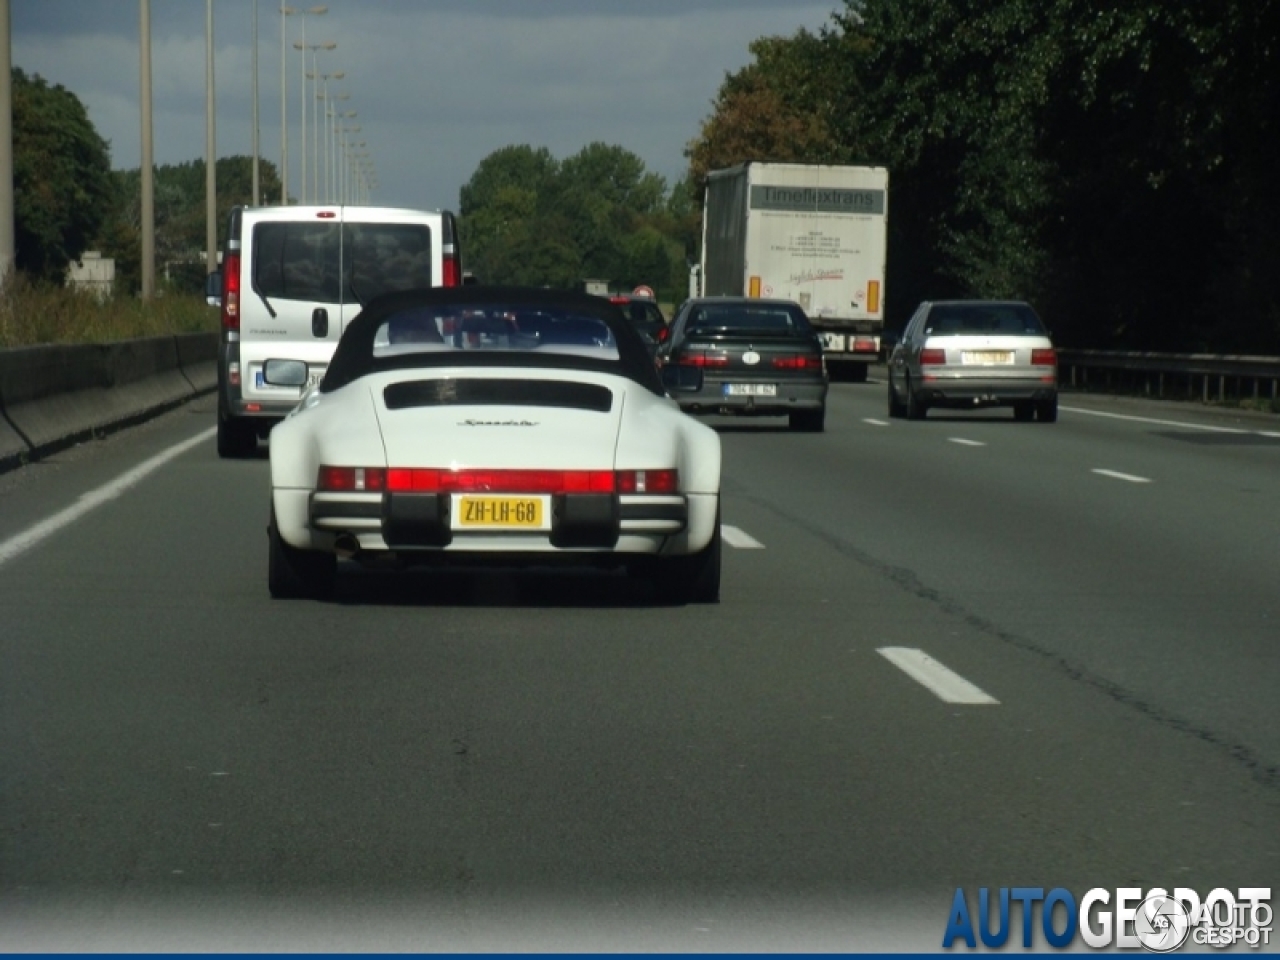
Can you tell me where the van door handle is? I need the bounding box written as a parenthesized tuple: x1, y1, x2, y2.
(312, 308, 329, 338)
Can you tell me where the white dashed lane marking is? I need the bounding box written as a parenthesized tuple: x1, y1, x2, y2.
(948, 437, 986, 447)
(721, 525, 765, 549)
(0, 428, 216, 569)
(877, 647, 1000, 705)
(1092, 468, 1153, 484)
(863, 418, 890, 427)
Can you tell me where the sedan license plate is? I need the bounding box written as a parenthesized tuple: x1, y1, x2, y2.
(454, 495, 548, 530)
(723, 383, 778, 397)
(961, 351, 1014, 365)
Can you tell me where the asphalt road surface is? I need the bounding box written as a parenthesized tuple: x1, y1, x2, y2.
(1, 378, 1277, 950)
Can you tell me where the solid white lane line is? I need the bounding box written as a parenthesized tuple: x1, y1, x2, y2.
(948, 437, 986, 447)
(1059, 405, 1250, 434)
(1259, 431, 1280, 439)
(1092, 468, 1153, 484)
(863, 418, 890, 427)
(0, 428, 216, 569)
(877, 647, 999, 705)
(720, 525, 765, 549)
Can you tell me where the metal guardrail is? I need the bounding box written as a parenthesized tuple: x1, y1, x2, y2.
(1057, 349, 1280, 405)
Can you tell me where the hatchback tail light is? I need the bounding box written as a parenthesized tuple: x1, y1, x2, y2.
(1031, 348, 1057, 366)
(220, 252, 241, 332)
(919, 348, 947, 365)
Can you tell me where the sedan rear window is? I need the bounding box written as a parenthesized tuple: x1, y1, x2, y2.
(927, 304, 1046, 335)
(689, 305, 810, 334)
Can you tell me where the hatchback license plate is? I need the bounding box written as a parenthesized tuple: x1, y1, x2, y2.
(454, 495, 547, 529)
(724, 383, 778, 396)
(962, 351, 1014, 365)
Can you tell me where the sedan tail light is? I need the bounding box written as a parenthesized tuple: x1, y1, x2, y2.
(771, 354, 823, 370)
(919, 348, 947, 365)
(677, 351, 729, 368)
(1031, 348, 1057, 366)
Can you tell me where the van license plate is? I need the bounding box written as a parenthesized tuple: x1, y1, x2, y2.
(454, 495, 548, 530)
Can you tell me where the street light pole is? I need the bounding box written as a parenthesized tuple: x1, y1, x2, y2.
(251, 0, 259, 205)
(139, 0, 155, 298)
(205, 0, 217, 273)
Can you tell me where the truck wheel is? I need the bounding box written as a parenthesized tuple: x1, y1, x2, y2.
(268, 508, 335, 599)
(905, 378, 928, 420)
(788, 407, 825, 432)
(217, 414, 258, 459)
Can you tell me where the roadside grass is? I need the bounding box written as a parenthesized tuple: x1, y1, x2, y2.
(0, 276, 216, 349)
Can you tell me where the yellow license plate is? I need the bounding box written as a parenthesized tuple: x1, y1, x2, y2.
(456, 495, 545, 529)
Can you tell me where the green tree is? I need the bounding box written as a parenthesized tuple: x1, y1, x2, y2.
(12, 67, 113, 283)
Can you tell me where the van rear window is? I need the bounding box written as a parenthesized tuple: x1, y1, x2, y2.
(252, 222, 434, 305)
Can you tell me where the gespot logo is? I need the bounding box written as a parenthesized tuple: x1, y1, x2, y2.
(942, 886, 1272, 951)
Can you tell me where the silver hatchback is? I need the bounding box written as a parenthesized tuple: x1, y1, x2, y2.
(887, 300, 1058, 422)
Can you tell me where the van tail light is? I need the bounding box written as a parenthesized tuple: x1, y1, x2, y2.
(1031, 348, 1057, 366)
(442, 250, 460, 287)
(919, 348, 947, 365)
(221, 252, 241, 332)
(771, 354, 823, 370)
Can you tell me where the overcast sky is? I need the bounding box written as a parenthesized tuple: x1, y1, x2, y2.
(12, 0, 840, 212)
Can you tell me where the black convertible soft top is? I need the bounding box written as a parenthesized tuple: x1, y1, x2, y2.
(320, 286, 665, 396)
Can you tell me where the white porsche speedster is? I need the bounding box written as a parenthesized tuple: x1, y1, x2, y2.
(265, 287, 722, 602)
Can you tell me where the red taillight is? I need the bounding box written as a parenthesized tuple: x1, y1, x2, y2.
(771, 354, 823, 370)
(317, 466, 387, 492)
(221, 252, 241, 332)
(319, 467, 681, 496)
(1031, 348, 1057, 366)
(442, 253, 460, 287)
(677, 351, 729, 368)
(385, 469, 617, 494)
(919, 348, 947, 365)
(616, 469, 678, 494)
(657, 326, 670, 343)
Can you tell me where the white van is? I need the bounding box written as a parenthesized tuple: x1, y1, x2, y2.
(208, 205, 462, 458)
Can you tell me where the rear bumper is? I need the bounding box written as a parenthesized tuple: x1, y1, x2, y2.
(917, 373, 1057, 406)
(676, 378, 827, 416)
(284, 489, 697, 556)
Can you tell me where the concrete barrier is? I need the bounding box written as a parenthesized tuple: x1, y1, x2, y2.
(0, 332, 218, 472)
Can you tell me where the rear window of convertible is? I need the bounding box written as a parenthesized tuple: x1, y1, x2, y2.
(372, 305, 620, 362)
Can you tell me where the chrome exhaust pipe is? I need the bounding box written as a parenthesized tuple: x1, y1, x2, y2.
(334, 534, 361, 559)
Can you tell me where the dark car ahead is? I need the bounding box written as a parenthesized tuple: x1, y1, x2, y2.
(608, 295, 668, 355)
(657, 297, 828, 432)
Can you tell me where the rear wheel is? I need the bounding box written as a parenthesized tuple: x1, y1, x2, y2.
(788, 407, 826, 432)
(650, 506, 721, 604)
(1013, 402, 1035, 422)
(905, 378, 928, 420)
(887, 376, 906, 418)
(217, 414, 258, 459)
(268, 508, 336, 599)
(1037, 395, 1059, 423)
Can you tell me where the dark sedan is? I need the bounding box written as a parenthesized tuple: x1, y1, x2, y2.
(657, 297, 828, 432)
